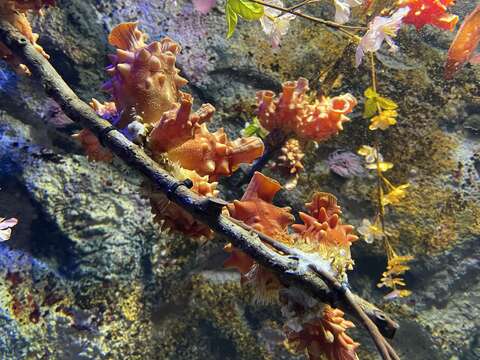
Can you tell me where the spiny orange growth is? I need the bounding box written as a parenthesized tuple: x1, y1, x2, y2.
(293, 193, 358, 248)
(0, 0, 53, 75)
(224, 172, 293, 291)
(74, 22, 265, 238)
(285, 305, 359, 360)
(90, 99, 117, 120)
(73, 129, 113, 162)
(398, 0, 459, 31)
(72, 99, 117, 162)
(269, 138, 305, 190)
(167, 124, 265, 181)
(275, 138, 305, 175)
(256, 78, 357, 142)
(147, 93, 215, 153)
(306, 192, 342, 220)
(227, 172, 294, 237)
(445, 4, 480, 79)
(148, 166, 218, 238)
(103, 22, 189, 127)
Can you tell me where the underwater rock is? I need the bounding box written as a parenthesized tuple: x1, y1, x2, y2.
(0, 0, 479, 359)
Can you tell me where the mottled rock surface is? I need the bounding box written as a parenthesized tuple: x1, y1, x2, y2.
(0, 0, 479, 359)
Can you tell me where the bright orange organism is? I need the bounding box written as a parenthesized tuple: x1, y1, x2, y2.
(227, 172, 294, 238)
(256, 78, 357, 143)
(0, 0, 53, 74)
(73, 129, 113, 162)
(293, 192, 358, 248)
(444, 4, 480, 79)
(74, 22, 264, 237)
(224, 173, 360, 359)
(147, 93, 215, 153)
(398, 0, 459, 31)
(285, 305, 360, 360)
(224, 172, 294, 298)
(102, 22, 190, 127)
(167, 124, 265, 181)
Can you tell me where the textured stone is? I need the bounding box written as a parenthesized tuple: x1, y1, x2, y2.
(0, 0, 479, 359)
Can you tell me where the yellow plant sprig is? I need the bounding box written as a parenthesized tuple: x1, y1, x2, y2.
(358, 53, 413, 299)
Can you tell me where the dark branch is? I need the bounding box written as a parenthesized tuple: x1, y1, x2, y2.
(0, 20, 399, 360)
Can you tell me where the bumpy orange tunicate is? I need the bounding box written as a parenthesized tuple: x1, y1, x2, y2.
(285, 305, 359, 360)
(167, 124, 265, 181)
(256, 78, 357, 142)
(0, 0, 53, 74)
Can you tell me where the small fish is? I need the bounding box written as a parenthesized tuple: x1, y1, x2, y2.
(445, 5, 480, 79)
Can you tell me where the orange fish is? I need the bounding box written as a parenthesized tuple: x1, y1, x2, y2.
(445, 5, 480, 79)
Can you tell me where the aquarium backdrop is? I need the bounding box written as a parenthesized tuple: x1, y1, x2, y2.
(0, 0, 479, 359)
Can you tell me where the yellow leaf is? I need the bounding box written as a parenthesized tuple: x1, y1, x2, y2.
(366, 161, 393, 172)
(377, 96, 398, 110)
(364, 87, 377, 99)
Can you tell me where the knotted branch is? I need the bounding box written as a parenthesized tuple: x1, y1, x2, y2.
(0, 20, 400, 360)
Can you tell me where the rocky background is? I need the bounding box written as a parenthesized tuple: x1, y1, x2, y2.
(0, 0, 479, 359)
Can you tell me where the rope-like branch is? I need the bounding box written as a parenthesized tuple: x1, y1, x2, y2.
(249, 0, 365, 40)
(0, 20, 399, 360)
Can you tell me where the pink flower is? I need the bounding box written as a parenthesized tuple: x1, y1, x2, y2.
(260, 0, 296, 48)
(0, 217, 18, 242)
(192, 0, 216, 14)
(355, 7, 410, 67)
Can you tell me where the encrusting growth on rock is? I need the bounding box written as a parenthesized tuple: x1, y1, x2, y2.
(269, 138, 305, 190)
(225, 172, 360, 360)
(255, 77, 357, 188)
(0, 0, 53, 75)
(256, 78, 357, 142)
(74, 22, 264, 237)
(167, 123, 265, 181)
(0, 6, 405, 359)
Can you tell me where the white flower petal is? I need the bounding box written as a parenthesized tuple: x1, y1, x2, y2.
(355, 45, 365, 67)
(0, 217, 17, 230)
(334, 0, 351, 24)
(0, 228, 12, 242)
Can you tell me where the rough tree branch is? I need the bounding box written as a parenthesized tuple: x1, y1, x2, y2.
(0, 20, 399, 360)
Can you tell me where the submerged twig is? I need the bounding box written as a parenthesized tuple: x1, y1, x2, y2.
(0, 20, 399, 360)
(237, 129, 288, 186)
(230, 217, 400, 360)
(250, 0, 365, 39)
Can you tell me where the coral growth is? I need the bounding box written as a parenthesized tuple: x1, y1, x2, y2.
(74, 22, 264, 237)
(256, 78, 356, 143)
(0, 0, 53, 75)
(255, 77, 356, 188)
(292, 192, 358, 278)
(147, 93, 215, 153)
(225, 172, 294, 299)
(269, 138, 305, 190)
(167, 123, 264, 181)
(72, 129, 113, 162)
(102, 22, 190, 126)
(398, 0, 459, 31)
(224, 173, 359, 359)
(284, 305, 359, 360)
